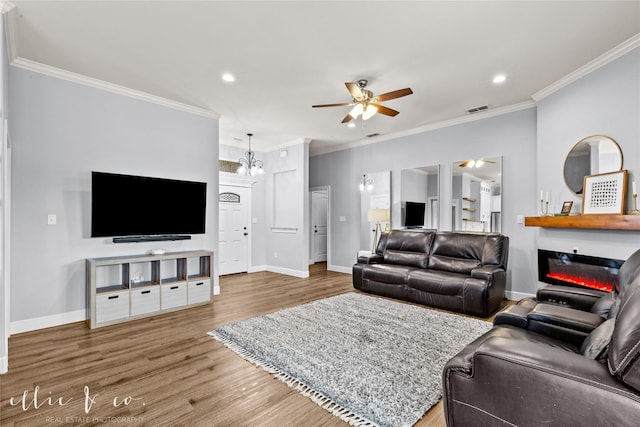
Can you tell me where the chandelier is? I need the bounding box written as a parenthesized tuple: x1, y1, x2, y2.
(237, 133, 264, 176)
(359, 174, 374, 192)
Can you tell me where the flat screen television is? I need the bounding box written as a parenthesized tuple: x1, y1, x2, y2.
(404, 201, 426, 228)
(91, 171, 207, 241)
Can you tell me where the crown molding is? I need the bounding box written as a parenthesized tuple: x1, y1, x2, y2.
(10, 57, 220, 119)
(1, 1, 17, 62)
(310, 100, 536, 157)
(532, 32, 640, 101)
(0, 0, 14, 14)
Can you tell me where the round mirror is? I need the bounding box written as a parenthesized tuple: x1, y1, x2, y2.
(563, 135, 622, 194)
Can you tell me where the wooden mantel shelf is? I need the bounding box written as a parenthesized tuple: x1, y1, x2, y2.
(525, 214, 640, 230)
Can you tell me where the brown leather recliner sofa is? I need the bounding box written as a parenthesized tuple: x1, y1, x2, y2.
(352, 229, 509, 317)
(443, 251, 640, 426)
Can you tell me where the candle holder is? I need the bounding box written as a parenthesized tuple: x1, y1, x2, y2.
(540, 199, 552, 216)
(631, 193, 640, 215)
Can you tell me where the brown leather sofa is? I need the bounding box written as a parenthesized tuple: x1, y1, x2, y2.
(443, 257, 640, 426)
(352, 229, 509, 317)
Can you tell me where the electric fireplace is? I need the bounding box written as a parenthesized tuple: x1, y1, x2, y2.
(538, 249, 624, 293)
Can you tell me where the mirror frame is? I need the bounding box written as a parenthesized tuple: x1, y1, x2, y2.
(563, 134, 623, 195)
(400, 165, 440, 230)
(360, 171, 391, 253)
(451, 156, 502, 233)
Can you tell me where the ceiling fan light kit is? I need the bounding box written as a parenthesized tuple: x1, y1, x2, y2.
(313, 79, 413, 124)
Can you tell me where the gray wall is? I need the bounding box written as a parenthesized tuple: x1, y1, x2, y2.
(310, 46, 640, 298)
(536, 46, 640, 261)
(219, 144, 267, 268)
(311, 108, 538, 297)
(219, 141, 310, 275)
(9, 67, 219, 324)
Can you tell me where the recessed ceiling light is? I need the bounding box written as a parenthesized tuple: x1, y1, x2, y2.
(222, 73, 235, 82)
(347, 123, 356, 128)
(493, 74, 507, 84)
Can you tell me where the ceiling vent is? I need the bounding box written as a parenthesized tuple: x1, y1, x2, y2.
(367, 133, 380, 138)
(466, 105, 489, 114)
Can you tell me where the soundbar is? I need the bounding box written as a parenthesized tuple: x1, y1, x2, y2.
(112, 235, 192, 243)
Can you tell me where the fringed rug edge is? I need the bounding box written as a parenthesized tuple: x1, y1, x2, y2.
(208, 330, 381, 427)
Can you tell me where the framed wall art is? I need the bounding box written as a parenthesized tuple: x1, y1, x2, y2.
(582, 170, 627, 215)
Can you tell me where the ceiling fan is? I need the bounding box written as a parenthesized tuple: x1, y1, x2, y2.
(312, 79, 413, 123)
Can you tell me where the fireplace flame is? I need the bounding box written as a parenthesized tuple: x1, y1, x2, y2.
(546, 273, 612, 292)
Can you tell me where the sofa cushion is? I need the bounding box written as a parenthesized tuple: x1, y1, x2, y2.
(608, 279, 640, 392)
(407, 269, 468, 295)
(615, 248, 640, 293)
(362, 264, 414, 285)
(427, 233, 484, 274)
(581, 318, 615, 361)
(381, 230, 435, 268)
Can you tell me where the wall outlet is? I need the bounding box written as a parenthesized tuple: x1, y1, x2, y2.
(274, 252, 278, 258)
(516, 215, 524, 224)
(47, 214, 57, 225)
(339, 216, 346, 222)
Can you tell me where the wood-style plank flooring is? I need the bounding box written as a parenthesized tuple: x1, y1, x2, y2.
(1, 263, 502, 426)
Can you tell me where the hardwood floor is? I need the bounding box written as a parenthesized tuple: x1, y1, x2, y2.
(0, 263, 501, 427)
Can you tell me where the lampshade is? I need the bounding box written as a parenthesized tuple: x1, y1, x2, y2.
(349, 103, 364, 118)
(368, 208, 389, 223)
(362, 104, 378, 120)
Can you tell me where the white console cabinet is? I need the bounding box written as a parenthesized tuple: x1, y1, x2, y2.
(86, 250, 213, 329)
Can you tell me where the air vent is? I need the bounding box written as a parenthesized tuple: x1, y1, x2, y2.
(367, 133, 380, 138)
(466, 105, 489, 114)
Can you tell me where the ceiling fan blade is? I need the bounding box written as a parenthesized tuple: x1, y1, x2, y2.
(374, 104, 400, 117)
(375, 88, 413, 102)
(345, 82, 365, 101)
(312, 102, 352, 108)
(341, 113, 354, 123)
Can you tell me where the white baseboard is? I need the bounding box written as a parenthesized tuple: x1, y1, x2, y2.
(328, 264, 352, 274)
(10, 309, 87, 334)
(0, 355, 7, 374)
(266, 265, 309, 278)
(248, 265, 267, 273)
(213, 285, 220, 295)
(505, 290, 535, 301)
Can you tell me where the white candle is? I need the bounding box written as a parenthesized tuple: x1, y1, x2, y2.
(546, 192, 549, 203)
(540, 190, 543, 201)
(634, 181, 637, 196)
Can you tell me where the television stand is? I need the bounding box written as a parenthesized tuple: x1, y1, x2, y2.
(87, 250, 212, 329)
(113, 235, 191, 243)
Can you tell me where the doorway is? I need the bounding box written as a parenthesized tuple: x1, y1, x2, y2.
(310, 187, 330, 269)
(219, 185, 250, 275)
(311, 189, 328, 262)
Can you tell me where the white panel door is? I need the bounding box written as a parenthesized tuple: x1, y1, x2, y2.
(218, 186, 249, 275)
(311, 190, 328, 262)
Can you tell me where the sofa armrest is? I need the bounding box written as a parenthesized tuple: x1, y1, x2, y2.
(444, 326, 640, 427)
(537, 284, 607, 311)
(470, 265, 503, 280)
(357, 254, 384, 264)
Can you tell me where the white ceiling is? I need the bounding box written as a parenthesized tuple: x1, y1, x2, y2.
(5, 1, 640, 156)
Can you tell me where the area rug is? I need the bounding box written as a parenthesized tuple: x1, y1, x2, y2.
(209, 292, 492, 427)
